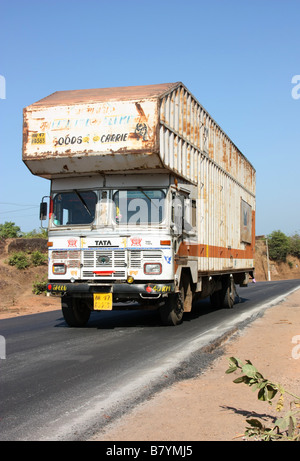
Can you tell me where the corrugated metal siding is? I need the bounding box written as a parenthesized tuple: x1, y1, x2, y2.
(159, 83, 255, 196)
(159, 83, 255, 273)
(189, 151, 255, 274)
(160, 86, 205, 184)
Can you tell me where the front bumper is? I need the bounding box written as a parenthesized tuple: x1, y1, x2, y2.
(47, 281, 175, 299)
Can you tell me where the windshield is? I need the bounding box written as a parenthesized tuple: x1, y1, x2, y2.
(113, 189, 165, 225)
(52, 191, 97, 226)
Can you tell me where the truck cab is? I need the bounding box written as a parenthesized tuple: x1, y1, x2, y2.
(43, 174, 197, 326)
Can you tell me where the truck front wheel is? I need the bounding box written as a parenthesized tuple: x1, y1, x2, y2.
(159, 290, 184, 326)
(62, 297, 91, 327)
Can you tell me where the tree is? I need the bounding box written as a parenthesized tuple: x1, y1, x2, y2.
(0, 221, 21, 238)
(289, 233, 300, 258)
(267, 230, 290, 262)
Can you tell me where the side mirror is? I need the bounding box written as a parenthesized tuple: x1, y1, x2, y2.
(40, 202, 47, 221)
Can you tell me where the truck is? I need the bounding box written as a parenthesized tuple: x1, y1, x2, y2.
(22, 82, 256, 326)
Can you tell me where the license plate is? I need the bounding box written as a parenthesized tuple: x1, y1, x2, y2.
(93, 293, 112, 310)
(31, 133, 46, 144)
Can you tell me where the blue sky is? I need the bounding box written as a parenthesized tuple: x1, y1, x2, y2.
(0, 0, 299, 236)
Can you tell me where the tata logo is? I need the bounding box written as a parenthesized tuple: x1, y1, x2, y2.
(95, 240, 112, 246)
(97, 255, 111, 264)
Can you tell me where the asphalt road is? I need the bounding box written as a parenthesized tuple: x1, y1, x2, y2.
(1, 279, 300, 441)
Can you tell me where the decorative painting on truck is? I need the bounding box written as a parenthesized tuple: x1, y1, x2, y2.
(24, 99, 156, 158)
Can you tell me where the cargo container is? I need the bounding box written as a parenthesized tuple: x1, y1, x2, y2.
(23, 82, 255, 326)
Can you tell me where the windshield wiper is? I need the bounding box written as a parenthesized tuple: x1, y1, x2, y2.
(74, 190, 92, 217)
(137, 187, 158, 208)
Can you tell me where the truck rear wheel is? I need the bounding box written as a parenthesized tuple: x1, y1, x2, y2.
(62, 297, 91, 327)
(210, 277, 235, 309)
(220, 277, 235, 309)
(160, 290, 184, 326)
(222, 281, 235, 309)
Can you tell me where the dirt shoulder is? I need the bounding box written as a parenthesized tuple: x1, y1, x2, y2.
(91, 288, 300, 442)
(0, 237, 61, 318)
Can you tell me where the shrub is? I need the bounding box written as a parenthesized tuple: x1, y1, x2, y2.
(32, 276, 47, 295)
(226, 357, 300, 441)
(30, 251, 47, 266)
(7, 252, 31, 270)
(7, 250, 47, 269)
(23, 229, 48, 239)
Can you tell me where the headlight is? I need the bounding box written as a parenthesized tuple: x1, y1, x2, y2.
(52, 263, 66, 275)
(144, 263, 162, 275)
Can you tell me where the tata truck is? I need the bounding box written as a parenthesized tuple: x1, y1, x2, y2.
(22, 82, 256, 326)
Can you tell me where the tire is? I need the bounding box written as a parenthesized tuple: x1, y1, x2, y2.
(182, 274, 193, 312)
(62, 297, 91, 327)
(222, 278, 235, 309)
(160, 291, 184, 326)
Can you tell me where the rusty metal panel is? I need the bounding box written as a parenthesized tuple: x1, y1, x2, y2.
(30, 83, 179, 107)
(159, 82, 256, 197)
(22, 83, 184, 178)
(23, 97, 163, 178)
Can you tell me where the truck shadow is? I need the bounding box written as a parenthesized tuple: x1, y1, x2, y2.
(88, 308, 163, 329)
(55, 294, 250, 329)
(183, 294, 250, 322)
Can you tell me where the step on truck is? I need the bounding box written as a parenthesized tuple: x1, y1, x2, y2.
(22, 82, 256, 326)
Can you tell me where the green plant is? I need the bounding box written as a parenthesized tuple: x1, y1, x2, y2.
(7, 251, 31, 270)
(0, 221, 21, 238)
(267, 230, 290, 262)
(6, 250, 47, 270)
(226, 357, 300, 441)
(22, 228, 48, 239)
(32, 276, 47, 295)
(289, 233, 300, 258)
(30, 250, 47, 266)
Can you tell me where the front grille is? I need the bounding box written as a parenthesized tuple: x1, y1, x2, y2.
(83, 249, 126, 267)
(82, 249, 126, 279)
(52, 248, 164, 279)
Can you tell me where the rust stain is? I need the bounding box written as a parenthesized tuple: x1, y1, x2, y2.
(135, 102, 148, 122)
